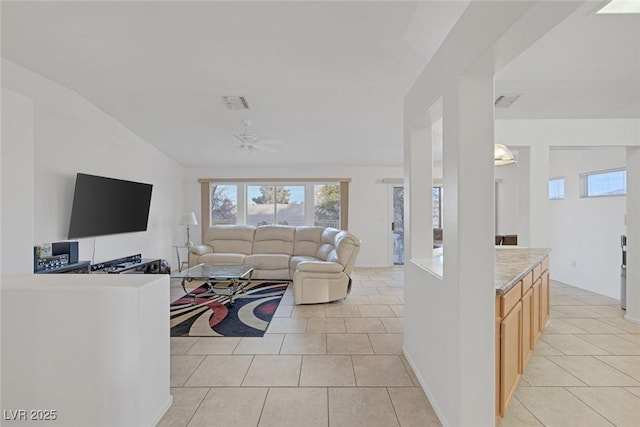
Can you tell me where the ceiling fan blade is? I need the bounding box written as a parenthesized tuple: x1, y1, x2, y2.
(259, 139, 283, 145)
(230, 133, 246, 144)
(257, 144, 278, 153)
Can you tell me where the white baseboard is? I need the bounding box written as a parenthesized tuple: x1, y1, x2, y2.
(402, 346, 450, 427)
(624, 313, 640, 324)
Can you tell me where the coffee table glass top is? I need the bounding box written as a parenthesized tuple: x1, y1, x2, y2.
(171, 263, 255, 280)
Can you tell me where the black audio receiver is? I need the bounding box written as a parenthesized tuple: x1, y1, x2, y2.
(36, 254, 70, 270)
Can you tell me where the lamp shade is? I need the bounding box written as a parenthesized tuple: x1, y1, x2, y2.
(179, 212, 198, 226)
(494, 143, 517, 166)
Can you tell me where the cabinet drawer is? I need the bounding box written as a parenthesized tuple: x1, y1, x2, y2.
(521, 271, 533, 292)
(533, 262, 542, 281)
(542, 256, 549, 272)
(500, 281, 523, 317)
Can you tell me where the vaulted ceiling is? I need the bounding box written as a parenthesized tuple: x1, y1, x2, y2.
(2, 1, 638, 168)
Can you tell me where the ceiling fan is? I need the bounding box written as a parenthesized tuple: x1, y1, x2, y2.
(231, 119, 282, 153)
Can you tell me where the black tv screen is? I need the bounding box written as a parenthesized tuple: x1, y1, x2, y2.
(68, 173, 153, 239)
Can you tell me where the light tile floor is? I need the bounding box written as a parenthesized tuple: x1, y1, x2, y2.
(500, 279, 640, 427)
(161, 268, 640, 427)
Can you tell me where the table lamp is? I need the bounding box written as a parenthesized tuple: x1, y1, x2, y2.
(180, 212, 198, 247)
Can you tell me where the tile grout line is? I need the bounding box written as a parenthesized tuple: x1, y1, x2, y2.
(349, 355, 358, 387)
(511, 395, 545, 426)
(239, 355, 256, 387)
(385, 387, 402, 427)
(539, 354, 595, 387)
(182, 386, 211, 427)
(255, 387, 270, 427)
(180, 354, 208, 387)
(326, 387, 330, 427)
(563, 386, 619, 427)
(593, 355, 640, 383)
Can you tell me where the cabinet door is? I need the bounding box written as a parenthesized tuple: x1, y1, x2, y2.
(532, 278, 541, 343)
(541, 270, 550, 329)
(521, 287, 534, 369)
(500, 301, 522, 417)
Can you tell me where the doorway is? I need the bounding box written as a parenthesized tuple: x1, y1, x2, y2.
(392, 186, 404, 265)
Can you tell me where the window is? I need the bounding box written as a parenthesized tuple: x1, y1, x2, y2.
(548, 178, 565, 200)
(432, 186, 442, 228)
(581, 169, 626, 197)
(210, 184, 238, 224)
(314, 184, 340, 228)
(247, 185, 305, 226)
(200, 179, 349, 233)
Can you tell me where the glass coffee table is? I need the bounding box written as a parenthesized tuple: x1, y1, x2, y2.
(171, 263, 255, 306)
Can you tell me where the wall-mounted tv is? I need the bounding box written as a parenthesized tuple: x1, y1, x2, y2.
(68, 173, 153, 239)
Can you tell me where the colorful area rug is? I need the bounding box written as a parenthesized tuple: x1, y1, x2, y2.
(170, 280, 288, 337)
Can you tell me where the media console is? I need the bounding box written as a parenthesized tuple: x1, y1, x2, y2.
(91, 254, 163, 274)
(35, 260, 91, 274)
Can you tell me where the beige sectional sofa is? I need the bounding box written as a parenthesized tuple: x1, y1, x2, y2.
(188, 225, 360, 305)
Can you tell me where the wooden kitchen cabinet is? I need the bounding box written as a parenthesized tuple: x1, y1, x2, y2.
(521, 286, 534, 369)
(496, 255, 550, 421)
(532, 277, 541, 343)
(541, 269, 550, 328)
(499, 300, 522, 416)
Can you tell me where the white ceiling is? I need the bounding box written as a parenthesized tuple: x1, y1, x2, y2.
(2, 1, 638, 168)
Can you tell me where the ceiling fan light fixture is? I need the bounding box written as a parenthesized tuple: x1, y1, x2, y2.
(495, 143, 517, 166)
(231, 119, 281, 153)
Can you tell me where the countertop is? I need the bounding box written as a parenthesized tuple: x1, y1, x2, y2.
(495, 247, 551, 295)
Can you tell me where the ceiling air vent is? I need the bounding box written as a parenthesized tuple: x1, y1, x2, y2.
(494, 94, 521, 108)
(222, 96, 250, 110)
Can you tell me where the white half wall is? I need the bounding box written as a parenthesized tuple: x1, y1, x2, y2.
(183, 165, 403, 267)
(549, 148, 627, 299)
(1, 59, 185, 267)
(2, 274, 171, 426)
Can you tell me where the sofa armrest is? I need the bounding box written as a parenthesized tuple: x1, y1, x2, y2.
(296, 261, 344, 273)
(189, 245, 213, 256)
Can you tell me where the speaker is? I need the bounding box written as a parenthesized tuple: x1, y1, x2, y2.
(52, 241, 79, 264)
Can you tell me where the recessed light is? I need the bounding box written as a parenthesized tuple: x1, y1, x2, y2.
(597, 0, 640, 14)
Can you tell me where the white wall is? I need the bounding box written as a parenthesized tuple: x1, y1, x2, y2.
(183, 165, 403, 267)
(496, 119, 639, 300)
(549, 148, 627, 299)
(1, 59, 185, 267)
(495, 162, 518, 235)
(1, 89, 35, 275)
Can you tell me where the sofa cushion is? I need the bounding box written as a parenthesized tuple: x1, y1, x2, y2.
(296, 261, 344, 273)
(252, 225, 295, 255)
(197, 253, 247, 265)
(315, 228, 340, 261)
(294, 226, 324, 256)
(245, 254, 290, 271)
(206, 225, 255, 255)
(289, 255, 321, 272)
(333, 231, 360, 275)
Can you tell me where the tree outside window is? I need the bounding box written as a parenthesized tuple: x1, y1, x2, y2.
(314, 184, 340, 228)
(210, 184, 237, 224)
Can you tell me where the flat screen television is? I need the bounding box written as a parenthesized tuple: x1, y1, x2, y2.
(68, 173, 153, 239)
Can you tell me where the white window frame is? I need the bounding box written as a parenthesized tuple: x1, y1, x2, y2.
(580, 168, 626, 198)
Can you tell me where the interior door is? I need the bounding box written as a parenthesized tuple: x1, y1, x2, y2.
(392, 186, 404, 265)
